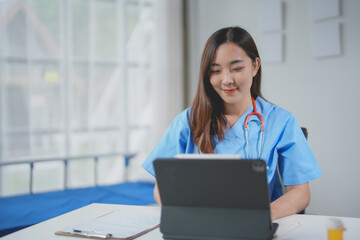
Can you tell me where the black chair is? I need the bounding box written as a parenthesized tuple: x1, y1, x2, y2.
(297, 127, 308, 214)
(278, 127, 308, 214)
(301, 127, 308, 140)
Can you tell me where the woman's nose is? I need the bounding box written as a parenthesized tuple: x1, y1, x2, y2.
(222, 70, 234, 85)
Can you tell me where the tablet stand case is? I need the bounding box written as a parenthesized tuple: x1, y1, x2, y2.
(154, 159, 277, 240)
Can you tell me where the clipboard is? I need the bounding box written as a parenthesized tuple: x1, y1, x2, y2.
(55, 207, 160, 240)
(55, 225, 159, 240)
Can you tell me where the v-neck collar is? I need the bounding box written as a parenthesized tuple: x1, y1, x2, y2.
(226, 96, 264, 137)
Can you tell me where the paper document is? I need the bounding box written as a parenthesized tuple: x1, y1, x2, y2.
(56, 207, 160, 239)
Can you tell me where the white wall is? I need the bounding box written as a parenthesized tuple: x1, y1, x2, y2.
(187, 0, 360, 218)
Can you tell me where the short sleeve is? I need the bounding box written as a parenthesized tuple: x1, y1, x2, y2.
(141, 109, 193, 176)
(277, 116, 323, 186)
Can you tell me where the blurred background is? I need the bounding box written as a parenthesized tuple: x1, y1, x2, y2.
(0, 0, 359, 218)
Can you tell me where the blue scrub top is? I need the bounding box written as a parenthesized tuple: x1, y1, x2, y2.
(142, 96, 322, 201)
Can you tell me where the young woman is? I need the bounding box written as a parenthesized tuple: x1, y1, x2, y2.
(142, 26, 322, 220)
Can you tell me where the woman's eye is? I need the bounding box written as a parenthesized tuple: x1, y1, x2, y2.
(232, 67, 243, 71)
(210, 70, 220, 74)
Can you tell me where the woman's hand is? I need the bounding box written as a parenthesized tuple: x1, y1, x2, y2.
(154, 181, 162, 205)
(270, 182, 310, 220)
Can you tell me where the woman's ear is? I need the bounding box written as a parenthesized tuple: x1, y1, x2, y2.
(252, 57, 261, 77)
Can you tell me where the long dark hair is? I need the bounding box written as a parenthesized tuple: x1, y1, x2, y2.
(189, 26, 263, 153)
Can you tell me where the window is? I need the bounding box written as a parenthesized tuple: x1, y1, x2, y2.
(0, 0, 155, 195)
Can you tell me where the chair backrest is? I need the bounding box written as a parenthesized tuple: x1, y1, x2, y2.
(298, 127, 308, 214)
(277, 127, 308, 214)
(301, 127, 308, 140)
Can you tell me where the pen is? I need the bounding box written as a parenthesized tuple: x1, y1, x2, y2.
(72, 229, 113, 239)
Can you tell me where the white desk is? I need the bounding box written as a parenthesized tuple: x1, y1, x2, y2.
(2, 203, 360, 240)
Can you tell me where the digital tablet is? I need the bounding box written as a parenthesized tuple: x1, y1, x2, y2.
(154, 157, 278, 240)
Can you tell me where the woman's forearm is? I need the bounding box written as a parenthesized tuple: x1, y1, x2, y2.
(154, 180, 309, 219)
(270, 182, 310, 220)
(154, 181, 162, 205)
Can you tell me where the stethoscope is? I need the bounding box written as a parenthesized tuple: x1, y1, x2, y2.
(244, 97, 265, 159)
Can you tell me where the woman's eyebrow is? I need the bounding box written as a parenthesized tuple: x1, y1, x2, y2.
(229, 59, 244, 65)
(211, 59, 243, 66)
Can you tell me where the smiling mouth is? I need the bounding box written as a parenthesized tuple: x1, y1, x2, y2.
(223, 88, 237, 94)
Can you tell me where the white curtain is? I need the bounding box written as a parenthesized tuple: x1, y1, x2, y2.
(0, 0, 184, 195)
(134, 0, 184, 181)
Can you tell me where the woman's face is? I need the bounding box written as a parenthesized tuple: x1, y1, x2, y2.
(209, 42, 260, 109)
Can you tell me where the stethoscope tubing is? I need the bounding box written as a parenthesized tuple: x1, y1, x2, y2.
(245, 97, 265, 159)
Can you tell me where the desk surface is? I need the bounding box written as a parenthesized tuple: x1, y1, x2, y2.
(2, 203, 360, 240)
